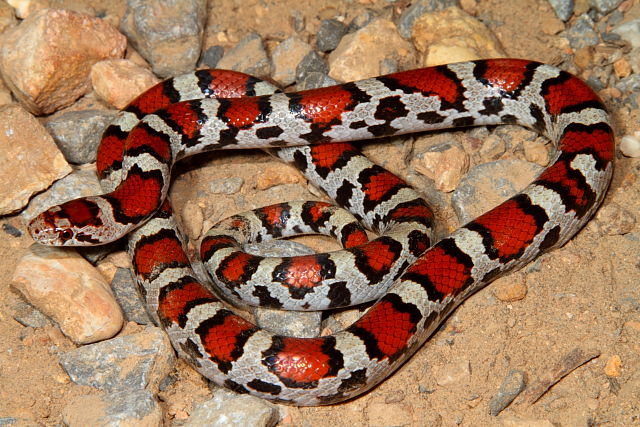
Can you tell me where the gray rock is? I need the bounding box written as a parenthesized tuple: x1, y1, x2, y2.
(398, 0, 459, 38)
(217, 33, 271, 78)
(488, 370, 527, 416)
(316, 19, 347, 52)
(59, 326, 176, 393)
(347, 9, 377, 33)
(589, 0, 623, 14)
(62, 389, 163, 427)
(562, 14, 600, 49)
(120, 0, 206, 78)
(184, 388, 279, 427)
(45, 109, 117, 164)
(298, 72, 337, 91)
(612, 19, 640, 48)
(616, 74, 640, 94)
(452, 159, 543, 224)
(10, 298, 51, 328)
(200, 45, 224, 68)
(547, 0, 574, 21)
(295, 51, 329, 84)
(111, 268, 152, 325)
(2, 223, 21, 237)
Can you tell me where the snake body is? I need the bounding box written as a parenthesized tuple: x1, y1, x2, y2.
(29, 59, 614, 405)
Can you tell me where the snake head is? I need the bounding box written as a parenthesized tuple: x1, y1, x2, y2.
(28, 198, 104, 246)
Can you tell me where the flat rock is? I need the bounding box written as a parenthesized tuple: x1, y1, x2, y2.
(184, 388, 278, 427)
(0, 104, 71, 215)
(328, 18, 415, 82)
(0, 8, 126, 114)
(120, 0, 206, 78)
(59, 325, 176, 393)
(62, 389, 163, 427)
(91, 59, 160, 109)
(12, 244, 124, 344)
(412, 6, 506, 66)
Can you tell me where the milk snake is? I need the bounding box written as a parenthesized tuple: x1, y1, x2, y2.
(29, 59, 614, 406)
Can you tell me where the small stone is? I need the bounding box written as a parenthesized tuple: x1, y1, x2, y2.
(397, 0, 460, 38)
(209, 176, 243, 195)
(10, 298, 51, 328)
(346, 9, 376, 33)
(59, 325, 176, 393)
(413, 142, 470, 192)
(563, 14, 600, 50)
(316, 19, 347, 52)
(2, 223, 22, 238)
(452, 159, 543, 224)
(271, 36, 313, 86)
(620, 133, 640, 157)
(295, 51, 329, 84)
(255, 164, 304, 190)
(494, 279, 528, 302)
(12, 244, 124, 344)
(328, 18, 415, 82)
(548, 0, 575, 21)
(604, 354, 622, 377)
(111, 268, 152, 325)
(120, 0, 206, 78)
(590, 0, 623, 14)
(298, 71, 337, 91)
(184, 388, 278, 427)
(612, 19, 640, 48)
(45, 109, 117, 164)
(613, 57, 632, 79)
(0, 8, 126, 114)
(488, 370, 527, 416)
(62, 389, 163, 427)
(217, 33, 271, 78)
(0, 104, 71, 215)
(201, 45, 224, 68)
(91, 59, 160, 109)
(412, 7, 506, 67)
(436, 360, 471, 386)
(523, 138, 550, 166)
(595, 202, 636, 235)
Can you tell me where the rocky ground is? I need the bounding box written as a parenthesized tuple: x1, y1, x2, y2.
(0, 0, 639, 426)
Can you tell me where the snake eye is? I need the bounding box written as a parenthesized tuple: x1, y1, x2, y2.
(60, 229, 73, 241)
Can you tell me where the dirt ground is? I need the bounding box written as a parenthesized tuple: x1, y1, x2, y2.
(1, 0, 639, 426)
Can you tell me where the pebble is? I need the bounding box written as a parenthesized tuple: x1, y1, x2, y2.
(488, 369, 527, 416)
(563, 14, 600, 49)
(604, 354, 622, 377)
(120, 0, 206, 78)
(298, 71, 337, 91)
(397, 0, 460, 38)
(20, 166, 101, 222)
(612, 18, 640, 48)
(616, 74, 640, 95)
(184, 387, 279, 427)
(523, 138, 550, 166)
(295, 51, 329, 84)
(0, 1, 17, 33)
(316, 19, 347, 52)
(548, 0, 574, 21)
(110, 267, 152, 325)
(217, 32, 271, 78)
(0, 8, 126, 114)
(328, 18, 415, 82)
(12, 244, 124, 344)
(255, 163, 304, 190)
(45, 109, 117, 164)
(0, 104, 71, 215)
(620, 133, 640, 157)
(595, 202, 636, 235)
(435, 360, 471, 386)
(494, 278, 528, 302)
(59, 325, 176, 393)
(62, 389, 163, 427)
(91, 59, 160, 109)
(452, 159, 543, 224)
(209, 176, 244, 195)
(411, 7, 506, 66)
(412, 141, 470, 192)
(271, 36, 313, 86)
(590, 0, 623, 14)
(200, 45, 224, 68)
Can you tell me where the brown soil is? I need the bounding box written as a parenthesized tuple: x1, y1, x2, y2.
(1, 1, 639, 426)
